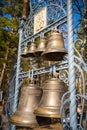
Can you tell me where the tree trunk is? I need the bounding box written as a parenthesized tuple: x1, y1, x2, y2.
(0, 49, 8, 88)
(22, 0, 30, 19)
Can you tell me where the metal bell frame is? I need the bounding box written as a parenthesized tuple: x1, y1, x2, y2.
(5, 0, 86, 130)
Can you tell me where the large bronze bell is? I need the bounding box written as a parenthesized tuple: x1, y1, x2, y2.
(41, 31, 67, 61)
(21, 46, 28, 58)
(34, 77, 66, 118)
(26, 42, 36, 57)
(10, 82, 42, 128)
(35, 37, 46, 57)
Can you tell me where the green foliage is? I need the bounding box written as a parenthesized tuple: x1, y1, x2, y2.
(0, 17, 18, 65)
(3, 0, 23, 18)
(0, 0, 23, 92)
(0, 0, 23, 65)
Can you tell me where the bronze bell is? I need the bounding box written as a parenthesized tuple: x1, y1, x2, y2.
(35, 37, 46, 57)
(26, 42, 36, 57)
(21, 46, 28, 58)
(41, 31, 67, 61)
(34, 77, 66, 118)
(10, 82, 42, 128)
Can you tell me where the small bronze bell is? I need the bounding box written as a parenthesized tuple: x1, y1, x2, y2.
(41, 31, 67, 61)
(34, 78, 66, 118)
(26, 42, 36, 57)
(21, 46, 28, 58)
(10, 82, 42, 128)
(35, 37, 46, 57)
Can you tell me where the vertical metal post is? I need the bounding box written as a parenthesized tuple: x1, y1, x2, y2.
(11, 24, 23, 130)
(13, 27, 22, 113)
(67, 0, 77, 129)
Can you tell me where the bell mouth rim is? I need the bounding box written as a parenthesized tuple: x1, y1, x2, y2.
(34, 51, 43, 56)
(41, 48, 68, 56)
(41, 50, 68, 61)
(34, 107, 61, 118)
(10, 118, 38, 128)
(21, 53, 30, 58)
(10, 112, 39, 127)
(23, 52, 36, 57)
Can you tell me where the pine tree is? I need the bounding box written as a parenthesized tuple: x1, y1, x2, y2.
(0, 0, 24, 95)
